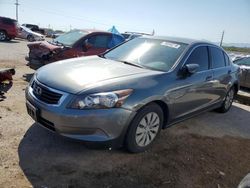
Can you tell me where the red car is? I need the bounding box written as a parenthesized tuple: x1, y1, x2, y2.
(0, 16, 18, 41)
(26, 29, 125, 69)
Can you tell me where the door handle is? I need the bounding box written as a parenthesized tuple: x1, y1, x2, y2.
(206, 75, 213, 81)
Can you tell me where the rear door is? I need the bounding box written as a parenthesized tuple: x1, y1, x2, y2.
(209, 46, 232, 101)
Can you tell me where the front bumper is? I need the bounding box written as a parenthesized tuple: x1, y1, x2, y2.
(25, 82, 135, 147)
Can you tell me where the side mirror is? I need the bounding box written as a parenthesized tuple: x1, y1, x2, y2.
(181, 64, 200, 75)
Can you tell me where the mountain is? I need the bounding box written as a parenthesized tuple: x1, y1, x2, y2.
(222, 43, 250, 48)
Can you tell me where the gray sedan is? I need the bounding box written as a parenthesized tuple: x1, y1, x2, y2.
(25, 36, 240, 152)
(234, 57, 250, 89)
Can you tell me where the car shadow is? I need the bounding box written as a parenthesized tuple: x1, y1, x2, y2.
(23, 73, 34, 82)
(18, 123, 126, 187)
(168, 103, 250, 139)
(18, 104, 250, 187)
(0, 40, 20, 44)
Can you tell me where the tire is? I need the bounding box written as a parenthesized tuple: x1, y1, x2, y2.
(0, 30, 7, 41)
(125, 103, 164, 153)
(216, 87, 235, 113)
(27, 35, 34, 42)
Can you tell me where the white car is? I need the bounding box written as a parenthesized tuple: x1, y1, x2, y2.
(17, 26, 45, 42)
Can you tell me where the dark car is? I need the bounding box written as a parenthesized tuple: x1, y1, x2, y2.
(0, 16, 18, 41)
(234, 56, 250, 89)
(26, 36, 240, 153)
(25, 29, 125, 69)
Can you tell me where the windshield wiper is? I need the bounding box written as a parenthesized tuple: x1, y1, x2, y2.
(119, 60, 145, 68)
(98, 54, 106, 59)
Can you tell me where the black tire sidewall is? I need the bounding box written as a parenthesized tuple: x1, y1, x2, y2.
(218, 87, 235, 113)
(125, 103, 164, 153)
(27, 35, 34, 42)
(0, 31, 7, 41)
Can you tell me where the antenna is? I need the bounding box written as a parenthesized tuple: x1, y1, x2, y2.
(14, 0, 20, 21)
(220, 30, 224, 47)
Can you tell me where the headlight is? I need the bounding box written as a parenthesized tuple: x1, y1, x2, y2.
(68, 89, 133, 109)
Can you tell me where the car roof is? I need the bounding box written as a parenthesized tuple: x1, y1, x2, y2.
(79, 29, 121, 36)
(142, 35, 214, 46)
(0, 16, 16, 21)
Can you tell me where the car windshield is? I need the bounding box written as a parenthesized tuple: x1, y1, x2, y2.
(54, 30, 88, 46)
(104, 37, 188, 71)
(234, 57, 250, 66)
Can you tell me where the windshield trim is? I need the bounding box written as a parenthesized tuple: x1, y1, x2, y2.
(53, 30, 88, 47)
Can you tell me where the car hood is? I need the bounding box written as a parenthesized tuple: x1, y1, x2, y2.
(27, 41, 64, 59)
(36, 56, 153, 94)
(29, 30, 43, 37)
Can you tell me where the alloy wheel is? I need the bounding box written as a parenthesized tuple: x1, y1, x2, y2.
(224, 89, 234, 110)
(135, 112, 160, 147)
(0, 31, 6, 41)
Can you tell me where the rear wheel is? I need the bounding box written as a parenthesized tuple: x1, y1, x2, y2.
(216, 87, 235, 113)
(5, 37, 11, 41)
(0, 31, 7, 41)
(125, 103, 163, 153)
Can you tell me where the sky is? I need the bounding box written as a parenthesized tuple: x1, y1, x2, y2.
(0, 0, 250, 43)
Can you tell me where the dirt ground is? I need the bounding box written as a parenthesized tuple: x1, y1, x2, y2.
(1, 39, 250, 188)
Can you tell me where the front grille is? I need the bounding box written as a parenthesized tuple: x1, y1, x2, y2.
(31, 80, 62, 104)
(38, 116, 55, 132)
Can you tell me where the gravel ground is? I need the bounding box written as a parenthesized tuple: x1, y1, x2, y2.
(1, 39, 250, 188)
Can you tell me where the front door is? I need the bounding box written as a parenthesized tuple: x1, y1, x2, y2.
(77, 34, 111, 56)
(171, 46, 215, 119)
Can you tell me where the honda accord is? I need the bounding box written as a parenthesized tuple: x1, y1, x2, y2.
(26, 36, 240, 152)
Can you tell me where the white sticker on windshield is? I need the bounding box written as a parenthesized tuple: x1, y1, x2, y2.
(161, 41, 180, 49)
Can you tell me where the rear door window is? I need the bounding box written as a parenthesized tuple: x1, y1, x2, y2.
(224, 52, 231, 66)
(185, 46, 209, 71)
(209, 47, 226, 68)
(87, 35, 111, 48)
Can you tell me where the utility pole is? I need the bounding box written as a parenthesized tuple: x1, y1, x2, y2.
(14, 0, 20, 21)
(220, 30, 224, 47)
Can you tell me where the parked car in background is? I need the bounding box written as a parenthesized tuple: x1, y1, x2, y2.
(43, 28, 54, 37)
(17, 26, 45, 42)
(228, 52, 247, 61)
(0, 16, 18, 41)
(52, 30, 64, 38)
(234, 56, 250, 89)
(25, 36, 240, 153)
(25, 29, 125, 69)
(22, 24, 45, 35)
(121, 31, 153, 41)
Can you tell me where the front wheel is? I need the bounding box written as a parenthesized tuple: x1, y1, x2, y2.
(216, 87, 235, 113)
(125, 103, 164, 153)
(27, 35, 34, 42)
(0, 31, 7, 41)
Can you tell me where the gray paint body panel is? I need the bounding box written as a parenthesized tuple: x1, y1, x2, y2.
(26, 36, 240, 145)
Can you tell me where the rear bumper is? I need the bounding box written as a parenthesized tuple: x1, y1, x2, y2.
(25, 84, 136, 147)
